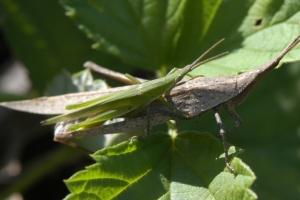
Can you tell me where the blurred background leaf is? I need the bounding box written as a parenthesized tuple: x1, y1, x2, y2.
(1, 0, 135, 93)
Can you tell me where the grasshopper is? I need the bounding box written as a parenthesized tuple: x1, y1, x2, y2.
(59, 34, 300, 171)
(41, 39, 228, 133)
(1, 35, 300, 171)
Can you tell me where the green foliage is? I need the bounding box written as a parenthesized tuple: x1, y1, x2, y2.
(61, 0, 300, 76)
(64, 132, 256, 200)
(1, 0, 134, 93)
(1, 0, 300, 199)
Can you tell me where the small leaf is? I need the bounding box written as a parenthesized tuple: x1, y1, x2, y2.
(46, 70, 78, 96)
(72, 69, 108, 92)
(64, 132, 256, 200)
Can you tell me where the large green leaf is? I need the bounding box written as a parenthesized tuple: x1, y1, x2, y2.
(61, 0, 300, 75)
(64, 132, 256, 200)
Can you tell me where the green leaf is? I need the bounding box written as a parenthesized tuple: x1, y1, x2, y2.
(60, 0, 223, 70)
(1, 0, 133, 93)
(195, 0, 300, 77)
(61, 0, 300, 76)
(64, 132, 256, 200)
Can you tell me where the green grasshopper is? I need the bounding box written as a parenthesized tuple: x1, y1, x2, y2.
(41, 39, 228, 132)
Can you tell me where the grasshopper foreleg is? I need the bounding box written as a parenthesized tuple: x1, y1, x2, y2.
(213, 105, 234, 172)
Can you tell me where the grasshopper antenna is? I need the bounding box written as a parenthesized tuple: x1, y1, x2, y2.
(192, 51, 229, 71)
(189, 38, 226, 70)
(276, 34, 300, 60)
